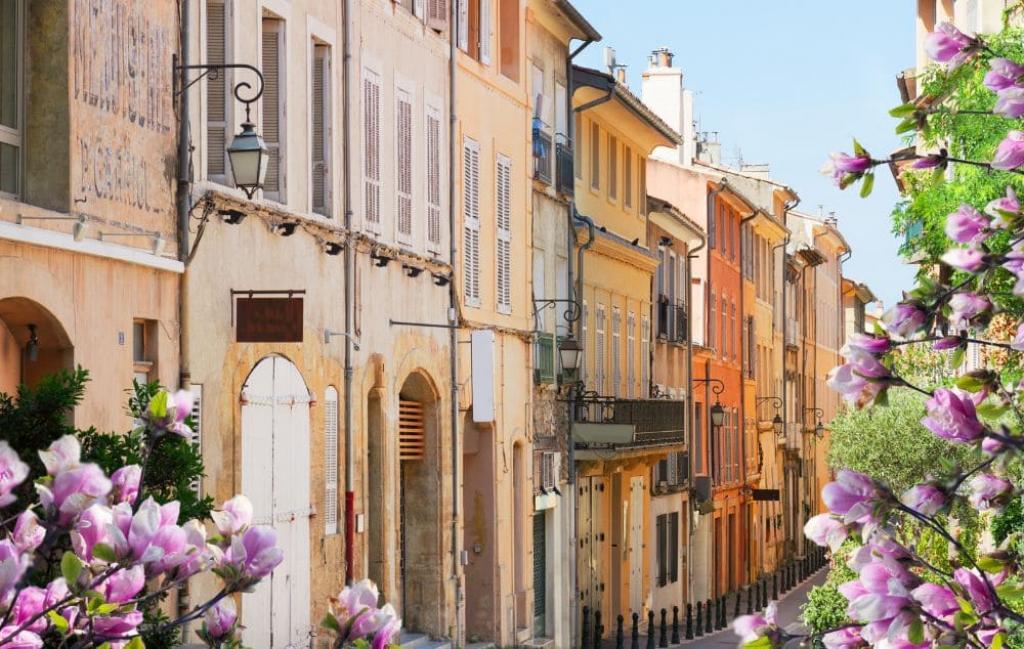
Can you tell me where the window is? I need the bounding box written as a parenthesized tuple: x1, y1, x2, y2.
(720, 296, 727, 359)
(189, 385, 204, 494)
(656, 513, 679, 587)
(458, 0, 490, 63)
(426, 105, 442, 250)
(363, 69, 382, 231)
(0, 0, 19, 196)
(719, 204, 727, 257)
(623, 147, 633, 209)
(132, 320, 157, 385)
(574, 114, 582, 179)
(261, 18, 284, 201)
(590, 122, 600, 190)
(498, 0, 518, 80)
(312, 43, 332, 216)
(463, 137, 481, 306)
(611, 307, 621, 397)
(496, 153, 512, 313)
(626, 312, 635, 398)
(426, 0, 448, 31)
(639, 157, 646, 211)
(607, 134, 617, 201)
(694, 401, 704, 475)
(396, 87, 413, 243)
(554, 81, 567, 136)
(581, 300, 588, 385)
(640, 314, 650, 398)
(708, 290, 716, 351)
(708, 196, 716, 249)
(205, 1, 228, 183)
(595, 304, 606, 395)
(730, 302, 737, 362)
(324, 386, 339, 534)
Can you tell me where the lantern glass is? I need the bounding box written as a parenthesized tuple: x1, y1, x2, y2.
(815, 422, 825, 439)
(227, 122, 269, 197)
(710, 402, 725, 428)
(558, 336, 583, 373)
(772, 414, 784, 436)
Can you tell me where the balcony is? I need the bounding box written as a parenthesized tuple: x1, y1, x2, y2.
(555, 135, 574, 197)
(674, 305, 687, 343)
(532, 121, 553, 184)
(534, 332, 555, 384)
(572, 396, 685, 457)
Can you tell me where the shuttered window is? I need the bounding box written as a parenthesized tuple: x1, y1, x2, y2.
(363, 69, 382, 231)
(0, 0, 20, 196)
(626, 311, 636, 398)
(640, 314, 650, 399)
(580, 301, 588, 386)
(427, 0, 448, 31)
(595, 305, 606, 395)
(189, 385, 203, 495)
(607, 134, 617, 200)
(479, 0, 491, 64)
(324, 386, 339, 534)
(589, 123, 599, 190)
(611, 308, 621, 397)
(708, 290, 716, 351)
(261, 18, 283, 201)
(457, 0, 469, 50)
(396, 88, 413, 243)
(669, 512, 679, 582)
(656, 514, 667, 587)
(462, 137, 481, 306)
(312, 44, 331, 216)
(426, 105, 442, 250)
(623, 147, 632, 209)
(496, 153, 512, 314)
(399, 399, 425, 460)
(205, 2, 228, 182)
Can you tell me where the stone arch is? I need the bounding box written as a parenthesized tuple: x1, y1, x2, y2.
(0, 296, 74, 395)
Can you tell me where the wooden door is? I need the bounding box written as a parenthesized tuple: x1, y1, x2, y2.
(628, 476, 644, 614)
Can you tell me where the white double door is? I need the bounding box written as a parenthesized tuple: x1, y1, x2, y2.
(241, 356, 312, 648)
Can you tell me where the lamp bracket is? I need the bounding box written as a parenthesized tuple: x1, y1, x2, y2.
(173, 57, 265, 122)
(531, 297, 581, 332)
(692, 376, 724, 397)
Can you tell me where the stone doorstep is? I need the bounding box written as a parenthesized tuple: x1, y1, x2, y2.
(399, 631, 453, 649)
(519, 637, 554, 649)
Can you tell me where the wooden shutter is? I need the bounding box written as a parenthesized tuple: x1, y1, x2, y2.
(457, 0, 469, 50)
(206, 2, 227, 179)
(607, 134, 617, 199)
(656, 514, 667, 587)
(479, 0, 491, 64)
(640, 314, 650, 398)
(324, 386, 339, 534)
(189, 384, 203, 495)
(595, 305, 605, 395)
(426, 106, 442, 249)
(540, 452, 555, 490)
(427, 0, 448, 31)
(626, 311, 636, 398)
(396, 88, 413, 243)
(623, 147, 632, 208)
(414, 0, 425, 19)
(463, 137, 481, 306)
(496, 154, 512, 314)
(312, 45, 330, 216)
(669, 512, 679, 582)
(581, 301, 588, 386)
(611, 308, 621, 397)
(363, 69, 382, 230)
(261, 20, 282, 198)
(399, 399, 425, 460)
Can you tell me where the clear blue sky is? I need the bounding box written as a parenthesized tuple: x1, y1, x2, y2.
(572, 0, 917, 309)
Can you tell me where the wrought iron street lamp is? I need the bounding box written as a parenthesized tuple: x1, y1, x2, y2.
(558, 335, 583, 376)
(710, 401, 725, 428)
(756, 396, 785, 438)
(693, 376, 726, 430)
(804, 407, 825, 439)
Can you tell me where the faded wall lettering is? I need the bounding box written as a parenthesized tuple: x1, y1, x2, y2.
(78, 133, 160, 214)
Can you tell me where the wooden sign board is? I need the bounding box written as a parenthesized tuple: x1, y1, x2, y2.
(752, 489, 780, 501)
(236, 297, 304, 343)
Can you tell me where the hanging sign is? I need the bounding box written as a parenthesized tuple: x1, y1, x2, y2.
(236, 296, 304, 343)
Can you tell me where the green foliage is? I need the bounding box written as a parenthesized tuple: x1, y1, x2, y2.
(802, 583, 849, 635)
(827, 389, 971, 494)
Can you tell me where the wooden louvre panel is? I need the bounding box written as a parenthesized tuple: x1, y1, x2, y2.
(495, 154, 511, 313)
(457, 0, 469, 51)
(594, 305, 605, 395)
(206, 2, 227, 178)
(399, 399, 425, 461)
(396, 90, 413, 242)
(364, 70, 382, 228)
(426, 107, 442, 248)
(324, 386, 339, 534)
(611, 307, 621, 397)
(462, 137, 481, 306)
(189, 385, 203, 495)
(478, 0, 491, 64)
(626, 311, 635, 398)
(427, 0, 447, 31)
(640, 314, 650, 398)
(312, 45, 328, 216)
(261, 20, 281, 196)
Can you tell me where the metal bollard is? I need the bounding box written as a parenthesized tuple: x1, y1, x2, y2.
(593, 610, 603, 649)
(712, 597, 721, 630)
(581, 607, 591, 649)
(647, 610, 656, 649)
(672, 606, 680, 645)
(734, 591, 741, 619)
(659, 609, 668, 648)
(773, 572, 779, 599)
(631, 612, 640, 649)
(746, 586, 753, 614)
(616, 614, 625, 649)
(761, 579, 768, 608)
(720, 596, 728, 627)
(685, 603, 694, 640)
(705, 598, 713, 634)
(695, 602, 704, 638)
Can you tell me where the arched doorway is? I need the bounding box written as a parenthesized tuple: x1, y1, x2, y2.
(240, 356, 312, 648)
(0, 297, 73, 395)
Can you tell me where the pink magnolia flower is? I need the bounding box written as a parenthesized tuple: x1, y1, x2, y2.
(204, 597, 238, 641)
(110, 465, 141, 505)
(92, 608, 144, 639)
(945, 204, 990, 244)
(822, 470, 878, 519)
(822, 627, 865, 649)
(992, 130, 1024, 170)
(372, 615, 403, 649)
(940, 247, 987, 273)
(0, 541, 30, 608)
(0, 627, 43, 649)
(995, 86, 1024, 118)
(911, 154, 944, 170)
(38, 435, 80, 476)
(225, 525, 284, 582)
(171, 519, 216, 580)
(932, 336, 963, 351)
(948, 292, 990, 330)
(924, 23, 976, 68)
(822, 152, 873, 188)
(336, 579, 381, 618)
(967, 473, 1012, 510)
(911, 582, 958, 619)
(984, 58, 1024, 91)
(350, 603, 399, 640)
(843, 333, 891, 356)
(954, 568, 997, 614)
(921, 388, 984, 444)
(0, 442, 29, 508)
(212, 494, 254, 537)
(881, 302, 927, 339)
(12, 511, 44, 554)
(732, 603, 777, 643)
(804, 514, 848, 551)
(103, 565, 146, 604)
(71, 503, 113, 561)
(848, 539, 910, 572)
(985, 186, 1020, 226)
(900, 484, 946, 516)
(9, 587, 47, 633)
(40, 462, 112, 526)
(1011, 322, 1024, 351)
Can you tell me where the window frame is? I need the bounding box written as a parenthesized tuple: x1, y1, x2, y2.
(260, 16, 286, 203)
(0, 0, 23, 198)
(311, 41, 333, 217)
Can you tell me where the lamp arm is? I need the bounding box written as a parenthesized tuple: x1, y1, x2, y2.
(174, 61, 265, 121)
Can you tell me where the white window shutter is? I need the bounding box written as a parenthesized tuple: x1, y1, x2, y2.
(595, 306, 605, 395)
(640, 315, 650, 398)
(611, 308, 621, 397)
(205, 2, 227, 180)
(457, 0, 469, 50)
(396, 89, 413, 244)
(496, 154, 512, 314)
(627, 312, 636, 398)
(479, 0, 491, 64)
(260, 21, 282, 199)
(426, 106, 442, 250)
(581, 301, 588, 386)
(363, 70, 382, 232)
(427, 0, 448, 31)
(414, 0, 426, 19)
(312, 46, 330, 216)
(324, 386, 339, 535)
(189, 385, 203, 495)
(463, 138, 481, 307)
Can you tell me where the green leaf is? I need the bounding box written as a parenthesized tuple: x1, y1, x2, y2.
(92, 543, 117, 563)
(124, 637, 145, 649)
(47, 611, 69, 634)
(976, 402, 1008, 420)
(742, 637, 773, 649)
(992, 632, 1006, 649)
(852, 138, 869, 158)
(890, 103, 917, 118)
(996, 582, 1024, 604)
(895, 118, 918, 135)
(977, 555, 1006, 573)
(321, 612, 340, 633)
(950, 346, 965, 368)
(955, 374, 986, 392)
(860, 172, 875, 198)
(61, 551, 82, 585)
(908, 618, 924, 644)
(148, 390, 169, 419)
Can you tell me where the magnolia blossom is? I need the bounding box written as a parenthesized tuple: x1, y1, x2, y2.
(823, 152, 872, 188)
(840, 558, 919, 645)
(954, 568, 998, 614)
(947, 292, 990, 330)
(900, 483, 946, 516)
(991, 130, 1024, 170)
(804, 513, 848, 551)
(1011, 322, 1024, 351)
(822, 470, 879, 526)
(940, 247, 986, 273)
(12, 511, 44, 554)
(985, 186, 1020, 227)
(911, 154, 944, 170)
(823, 627, 866, 649)
(145, 389, 195, 438)
(924, 22, 976, 68)
(0, 442, 29, 508)
(932, 336, 963, 351)
(984, 57, 1024, 91)
(92, 608, 144, 640)
(732, 602, 778, 643)
(911, 583, 959, 620)
(945, 204, 990, 244)
(225, 525, 284, 583)
(921, 388, 984, 444)
(0, 627, 43, 649)
(38, 435, 81, 476)
(212, 494, 254, 537)
(995, 86, 1024, 118)
(843, 333, 892, 355)
(373, 616, 403, 649)
(881, 302, 926, 339)
(204, 597, 238, 642)
(0, 540, 30, 608)
(103, 565, 146, 604)
(848, 539, 911, 572)
(827, 349, 893, 409)
(110, 465, 141, 505)
(967, 473, 1012, 510)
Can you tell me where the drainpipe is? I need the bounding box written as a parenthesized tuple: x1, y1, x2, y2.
(778, 196, 797, 565)
(448, 6, 463, 645)
(342, 0, 356, 585)
(684, 220, 705, 605)
(737, 207, 756, 586)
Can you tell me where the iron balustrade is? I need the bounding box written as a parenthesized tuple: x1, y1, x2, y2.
(533, 123, 553, 184)
(555, 135, 574, 196)
(573, 396, 685, 448)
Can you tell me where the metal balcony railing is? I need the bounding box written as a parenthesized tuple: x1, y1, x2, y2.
(674, 305, 687, 343)
(556, 135, 573, 196)
(573, 396, 685, 449)
(533, 123, 553, 184)
(534, 332, 555, 384)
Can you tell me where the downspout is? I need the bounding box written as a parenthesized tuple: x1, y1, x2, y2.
(737, 207, 757, 587)
(448, 5, 463, 644)
(684, 221, 705, 606)
(342, 0, 356, 586)
(777, 195, 797, 564)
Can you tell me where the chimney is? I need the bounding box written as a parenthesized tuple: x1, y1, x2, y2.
(740, 163, 771, 179)
(615, 66, 628, 85)
(696, 132, 721, 165)
(824, 212, 839, 228)
(640, 47, 694, 166)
